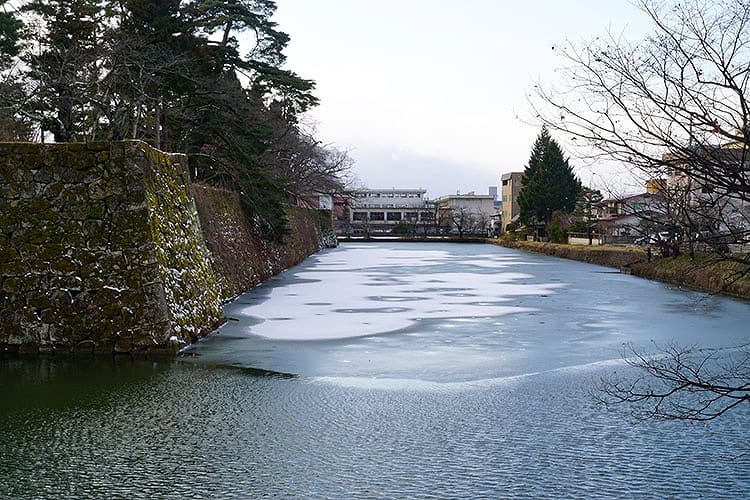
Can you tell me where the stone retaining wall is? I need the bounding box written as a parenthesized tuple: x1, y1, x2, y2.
(0, 141, 223, 354)
(192, 183, 337, 301)
(0, 141, 334, 354)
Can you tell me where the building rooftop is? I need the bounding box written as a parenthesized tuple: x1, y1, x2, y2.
(353, 188, 427, 194)
(436, 193, 495, 200)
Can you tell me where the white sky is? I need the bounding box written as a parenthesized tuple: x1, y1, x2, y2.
(272, 0, 650, 198)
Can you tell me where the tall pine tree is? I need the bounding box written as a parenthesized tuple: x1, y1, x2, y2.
(0, 1, 31, 140)
(518, 127, 581, 226)
(23, 0, 106, 142)
(7, 0, 344, 241)
(0, 0, 22, 66)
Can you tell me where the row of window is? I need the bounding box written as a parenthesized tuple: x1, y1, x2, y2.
(356, 192, 423, 199)
(354, 203, 429, 209)
(352, 211, 435, 222)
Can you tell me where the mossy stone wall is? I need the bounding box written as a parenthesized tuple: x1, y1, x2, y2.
(192, 183, 337, 301)
(0, 141, 223, 354)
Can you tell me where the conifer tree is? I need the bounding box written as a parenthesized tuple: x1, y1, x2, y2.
(0, 1, 30, 140)
(0, 0, 22, 66)
(5, 0, 348, 241)
(518, 127, 581, 226)
(22, 0, 106, 142)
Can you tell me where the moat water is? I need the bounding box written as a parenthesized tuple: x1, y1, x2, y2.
(2, 242, 749, 498)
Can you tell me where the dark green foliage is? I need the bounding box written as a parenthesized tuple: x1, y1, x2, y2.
(502, 220, 527, 241)
(547, 221, 567, 243)
(22, 0, 106, 142)
(547, 212, 569, 243)
(567, 220, 588, 233)
(505, 220, 519, 233)
(391, 223, 411, 234)
(575, 186, 603, 218)
(238, 169, 291, 241)
(6, 0, 337, 242)
(0, 1, 22, 66)
(518, 127, 581, 226)
(0, 80, 32, 141)
(0, 4, 36, 139)
(574, 186, 603, 242)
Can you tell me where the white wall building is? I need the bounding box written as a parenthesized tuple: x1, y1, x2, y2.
(349, 188, 436, 233)
(435, 191, 497, 235)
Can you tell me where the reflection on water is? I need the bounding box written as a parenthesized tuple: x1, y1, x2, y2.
(1, 242, 749, 498)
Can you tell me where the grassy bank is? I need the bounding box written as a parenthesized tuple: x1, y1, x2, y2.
(491, 238, 750, 302)
(631, 254, 750, 301)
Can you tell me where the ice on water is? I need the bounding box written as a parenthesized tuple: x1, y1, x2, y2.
(228, 245, 559, 340)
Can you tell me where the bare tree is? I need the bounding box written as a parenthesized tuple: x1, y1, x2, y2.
(476, 211, 491, 238)
(402, 211, 420, 237)
(419, 203, 440, 238)
(532, 0, 750, 268)
(596, 342, 750, 421)
(532, 0, 750, 422)
(448, 206, 480, 240)
(261, 121, 353, 200)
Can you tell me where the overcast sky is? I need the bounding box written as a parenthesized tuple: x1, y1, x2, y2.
(272, 0, 650, 198)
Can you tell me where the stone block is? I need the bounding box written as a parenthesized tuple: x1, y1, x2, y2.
(2, 277, 21, 292)
(49, 257, 79, 275)
(1, 141, 232, 354)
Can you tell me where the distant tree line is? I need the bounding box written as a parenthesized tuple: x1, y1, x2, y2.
(0, 0, 350, 240)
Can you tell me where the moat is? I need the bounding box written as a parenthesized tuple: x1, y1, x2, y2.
(2, 242, 749, 498)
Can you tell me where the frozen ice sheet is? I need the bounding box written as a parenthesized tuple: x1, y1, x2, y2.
(228, 245, 561, 340)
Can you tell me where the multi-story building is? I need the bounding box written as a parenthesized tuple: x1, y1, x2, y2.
(348, 188, 435, 234)
(500, 172, 523, 232)
(435, 191, 497, 236)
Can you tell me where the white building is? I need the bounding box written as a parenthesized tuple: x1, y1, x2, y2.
(435, 191, 498, 236)
(349, 188, 436, 234)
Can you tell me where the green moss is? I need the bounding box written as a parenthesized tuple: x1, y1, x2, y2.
(0, 141, 294, 352)
(2, 277, 21, 292)
(0, 245, 19, 262)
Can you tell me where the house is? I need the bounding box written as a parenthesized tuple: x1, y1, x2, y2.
(664, 144, 750, 248)
(299, 193, 353, 235)
(299, 193, 333, 210)
(596, 191, 666, 244)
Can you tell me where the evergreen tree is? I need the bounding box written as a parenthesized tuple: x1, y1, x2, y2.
(22, 0, 106, 142)
(0, 1, 31, 140)
(574, 186, 604, 244)
(6, 0, 347, 241)
(518, 127, 581, 226)
(0, 0, 22, 67)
